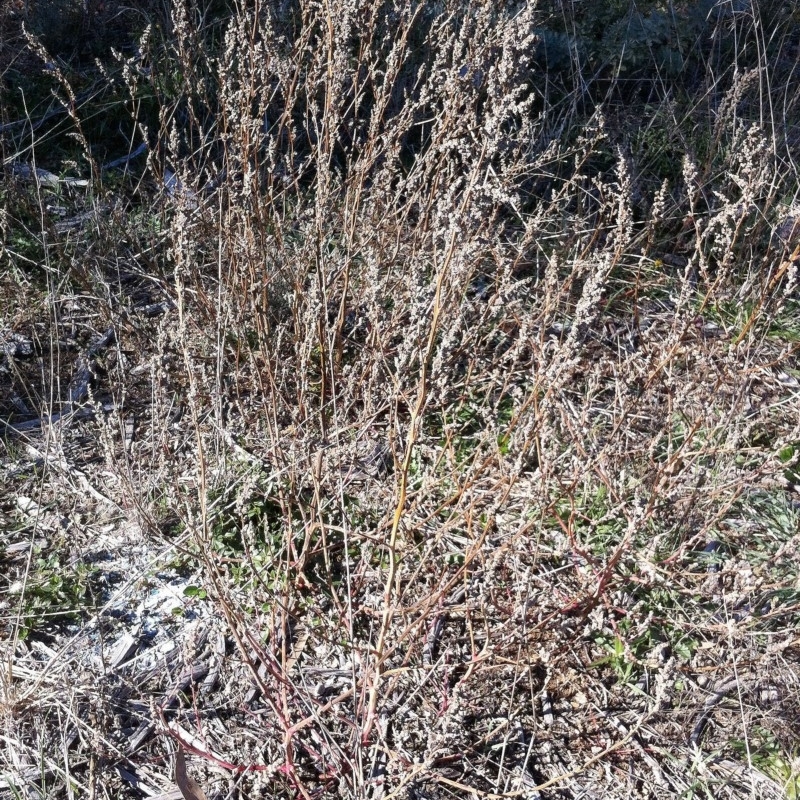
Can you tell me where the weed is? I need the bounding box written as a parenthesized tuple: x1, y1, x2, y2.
(2, 1, 800, 798)
(7, 549, 95, 639)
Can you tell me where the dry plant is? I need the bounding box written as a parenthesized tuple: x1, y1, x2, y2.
(2, 1, 800, 799)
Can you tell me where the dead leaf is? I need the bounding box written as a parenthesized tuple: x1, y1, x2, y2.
(175, 746, 208, 800)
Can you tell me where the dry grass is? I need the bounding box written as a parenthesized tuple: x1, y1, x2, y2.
(2, 1, 800, 798)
